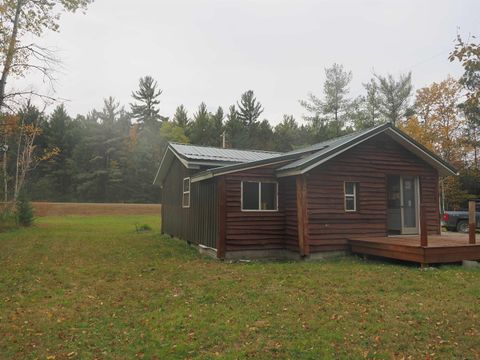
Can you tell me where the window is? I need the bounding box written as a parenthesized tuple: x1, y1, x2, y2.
(241, 181, 278, 211)
(182, 177, 190, 208)
(344, 182, 358, 212)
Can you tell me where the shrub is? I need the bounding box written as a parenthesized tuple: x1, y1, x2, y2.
(16, 192, 35, 227)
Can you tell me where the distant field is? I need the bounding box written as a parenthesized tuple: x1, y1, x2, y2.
(0, 215, 479, 359)
(32, 202, 161, 217)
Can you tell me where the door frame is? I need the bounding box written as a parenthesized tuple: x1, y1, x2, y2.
(400, 176, 420, 235)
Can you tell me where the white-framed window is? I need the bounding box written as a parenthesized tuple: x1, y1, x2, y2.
(182, 177, 191, 208)
(241, 181, 278, 211)
(344, 182, 358, 212)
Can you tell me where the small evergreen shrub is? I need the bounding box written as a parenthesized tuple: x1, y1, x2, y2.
(16, 192, 35, 227)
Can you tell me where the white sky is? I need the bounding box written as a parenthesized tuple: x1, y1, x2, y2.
(20, 0, 480, 125)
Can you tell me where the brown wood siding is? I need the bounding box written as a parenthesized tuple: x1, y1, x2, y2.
(306, 133, 440, 253)
(223, 166, 286, 252)
(280, 177, 299, 252)
(162, 159, 218, 248)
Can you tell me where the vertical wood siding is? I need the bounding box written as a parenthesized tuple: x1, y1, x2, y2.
(162, 160, 218, 248)
(306, 133, 440, 253)
(280, 177, 299, 252)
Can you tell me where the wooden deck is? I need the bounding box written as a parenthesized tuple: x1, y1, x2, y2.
(349, 234, 480, 265)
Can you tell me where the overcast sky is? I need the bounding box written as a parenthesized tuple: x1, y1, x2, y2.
(26, 0, 480, 125)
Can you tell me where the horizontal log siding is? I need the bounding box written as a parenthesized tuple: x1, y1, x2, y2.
(162, 160, 218, 248)
(306, 133, 440, 253)
(224, 166, 286, 252)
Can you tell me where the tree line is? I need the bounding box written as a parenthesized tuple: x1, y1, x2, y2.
(0, 0, 478, 210)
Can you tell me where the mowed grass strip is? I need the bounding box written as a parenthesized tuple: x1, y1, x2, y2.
(0, 216, 479, 360)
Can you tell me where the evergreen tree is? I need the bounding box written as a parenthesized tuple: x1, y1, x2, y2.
(172, 105, 189, 127)
(300, 63, 352, 138)
(375, 72, 413, 125)
(188, 103, 223, 146)
(237, 90, 264, 126)
(31, 105, 79, 201)
(363, 78, 383, 125)
(224, 105, 247, 149)
(273, 115, 301, 151)
(130, 75, 163, 127)
(16, 191, 34, 227)
(210, 107, 224, 147)
(230, 90, 265, 149)
(252, 120, 274, 150)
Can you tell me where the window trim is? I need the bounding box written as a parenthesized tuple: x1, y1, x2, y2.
(344, 181, 358, 212)
(241, 180, 279, 212)
(182, 177, 191, 208)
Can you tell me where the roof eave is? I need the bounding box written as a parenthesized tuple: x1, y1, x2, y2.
(191, 156, 300, 183)
(276, 124, 458, 178)
(276, 123, 391, 177)
(385, 127, 458, 176)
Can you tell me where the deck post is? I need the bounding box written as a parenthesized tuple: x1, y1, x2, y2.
(420, 204, 428, 247)
(469, 200, 476, 244)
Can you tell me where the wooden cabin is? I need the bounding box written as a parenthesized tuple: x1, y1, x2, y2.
(154, 124, 480, 265)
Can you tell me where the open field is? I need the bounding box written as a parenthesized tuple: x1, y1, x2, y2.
(1, 216, 480, 359)
(31, 202, 161, 217)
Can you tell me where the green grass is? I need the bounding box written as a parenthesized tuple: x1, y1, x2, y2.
(1, 216, 479, 359)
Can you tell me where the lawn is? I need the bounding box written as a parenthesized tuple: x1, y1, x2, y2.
(0, 216, 479, 359)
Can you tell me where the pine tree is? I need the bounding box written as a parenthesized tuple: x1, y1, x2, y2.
(225, 105, 247, 149)
(237, 90, 263, 126)
(173, 105, 189, 128)
(273, 115, 301, 151)
(300, 63, 352, 137)
(130, 76, 163, 127)
(189, 103, 213, 145)
(16, 191, 34, 227)
(375, 72, 413, 125)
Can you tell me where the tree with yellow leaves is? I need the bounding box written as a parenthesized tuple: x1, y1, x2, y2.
(399, 77, 470, 209)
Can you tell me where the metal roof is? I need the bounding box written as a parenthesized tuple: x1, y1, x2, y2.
(170, 142, 281, 163)
(153, 142, 282, 185)
(276, 124, 458, 177)
(189, 123, 457, 182)
(278, 126, 382, 171)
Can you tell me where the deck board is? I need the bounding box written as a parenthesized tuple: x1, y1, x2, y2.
(348, 234, 480, 264)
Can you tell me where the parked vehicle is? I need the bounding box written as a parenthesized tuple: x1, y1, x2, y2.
(442, 201, 480, 233)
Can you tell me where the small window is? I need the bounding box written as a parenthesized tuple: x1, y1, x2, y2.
(242, 181, 278, 211)
(182, 177, 190, 208)
(345, 182, 357, 212)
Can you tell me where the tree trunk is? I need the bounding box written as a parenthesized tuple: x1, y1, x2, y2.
(13, 118, 24, 201)
(0, 0, 23, 110)
(0, 0, 23, 205)
(2, 134, 7, 202)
